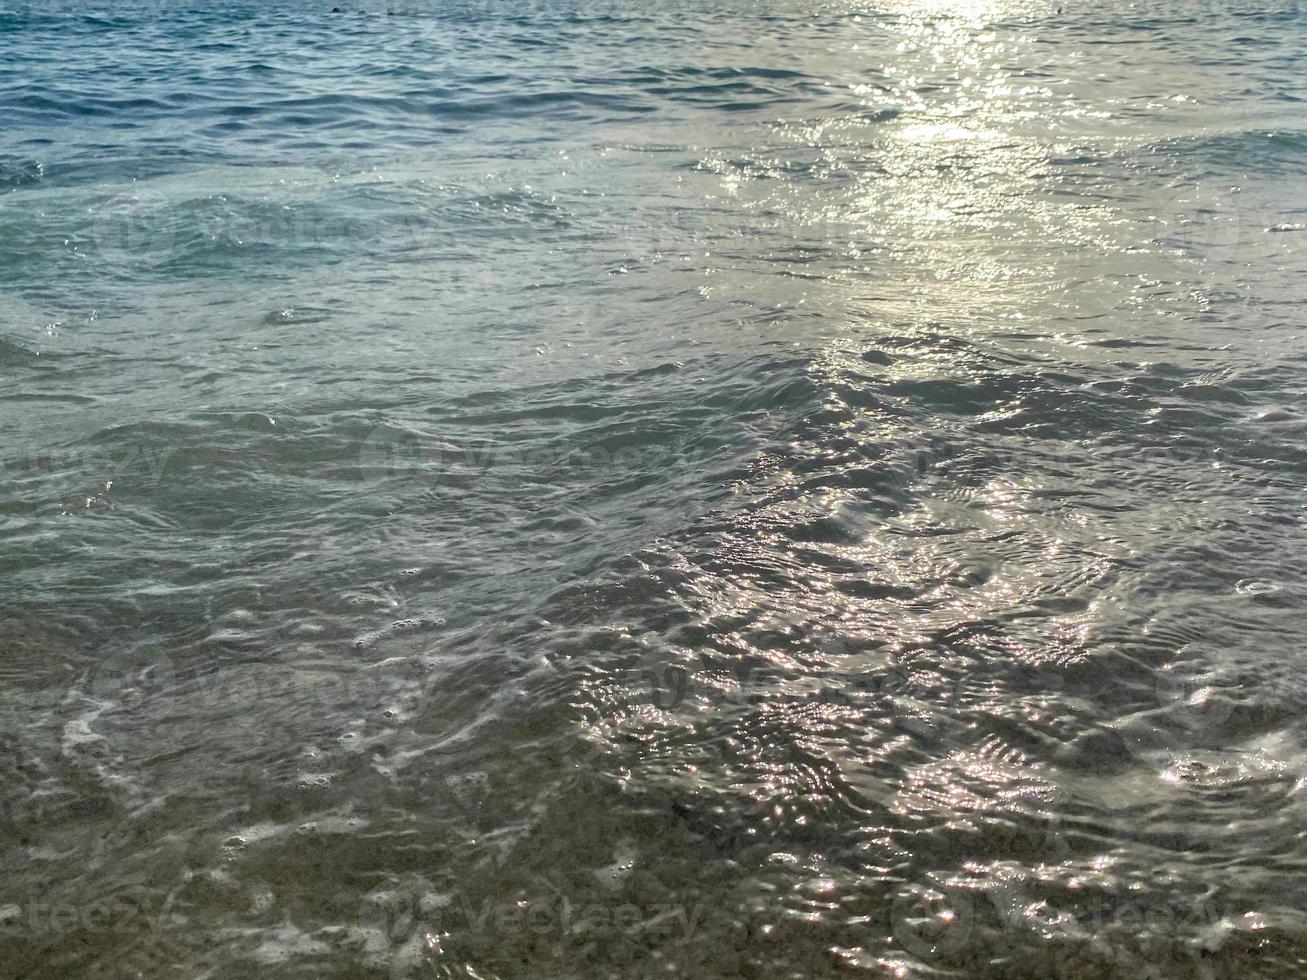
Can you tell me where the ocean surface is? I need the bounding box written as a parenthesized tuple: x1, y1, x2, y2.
(3, 0, 1307, 976)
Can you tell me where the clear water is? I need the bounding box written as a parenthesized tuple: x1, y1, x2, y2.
(3, 0, 1307, 976)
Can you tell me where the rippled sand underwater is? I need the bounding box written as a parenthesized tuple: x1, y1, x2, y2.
(4, 0, 1307, 976)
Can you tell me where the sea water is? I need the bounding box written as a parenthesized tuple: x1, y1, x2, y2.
(3, 0, 1307, 975)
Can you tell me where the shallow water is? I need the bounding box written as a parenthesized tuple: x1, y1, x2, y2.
(3, 0, 1307, 976)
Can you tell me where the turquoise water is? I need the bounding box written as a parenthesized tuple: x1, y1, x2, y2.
(4, 0, 1307, 976)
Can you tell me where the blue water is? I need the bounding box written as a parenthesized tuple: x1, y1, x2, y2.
(4, 0, 1307, 976)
